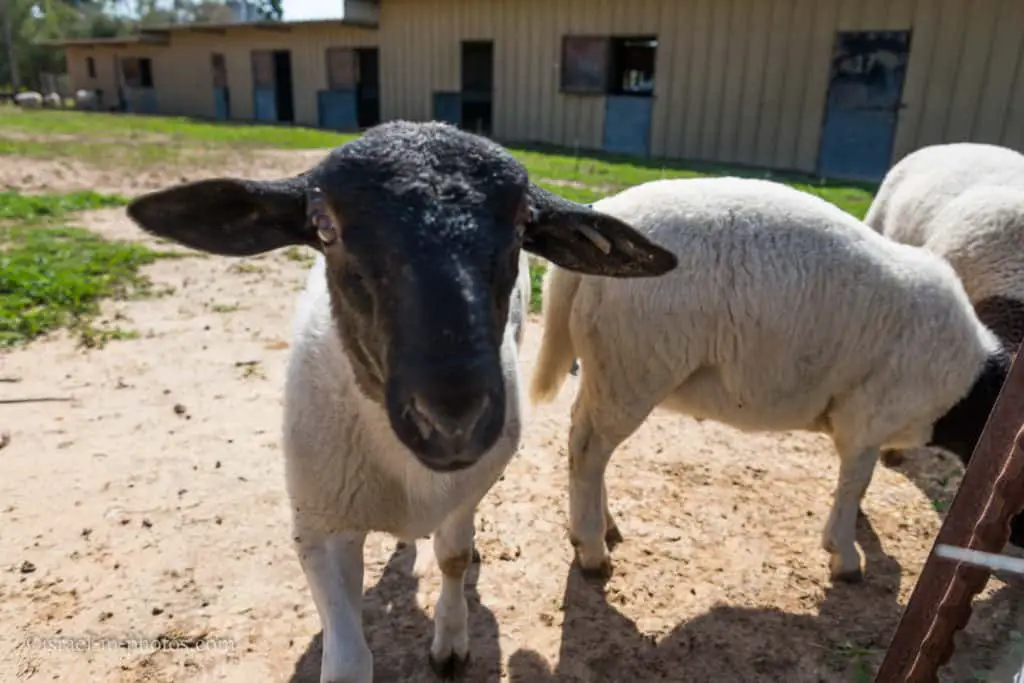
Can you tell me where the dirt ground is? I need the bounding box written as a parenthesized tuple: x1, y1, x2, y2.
(1, 154, 1022, 683)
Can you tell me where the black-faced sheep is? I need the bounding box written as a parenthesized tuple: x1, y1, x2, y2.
(530, 176, 1012, 585)
(125, 121, 677, 683)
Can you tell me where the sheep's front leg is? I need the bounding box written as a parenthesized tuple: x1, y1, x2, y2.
(429, 505, 476, 679)
(822, 446, 879, 583)
(296, 532, 372, 683)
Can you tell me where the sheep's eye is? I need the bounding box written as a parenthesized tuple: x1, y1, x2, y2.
(312, 210, 337, 245)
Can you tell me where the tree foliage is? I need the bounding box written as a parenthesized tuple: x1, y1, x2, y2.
(1, 0, 282, 90)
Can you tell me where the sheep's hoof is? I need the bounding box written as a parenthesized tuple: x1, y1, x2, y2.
(832, 569, 864, 584)
(428, 650, 470, 680)
(569, 534, 613, 580)
(830, 563, 864, 584)
(880, 449, 904, 468)
(605, 524, 624, 549)
(579, 560, 613, 581)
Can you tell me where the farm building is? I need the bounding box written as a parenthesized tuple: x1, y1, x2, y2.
(45, 0, 1024, 182)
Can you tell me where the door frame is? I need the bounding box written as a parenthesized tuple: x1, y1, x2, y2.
(814, 29, 913, 182)
(251, 49, 277, 122)
(460, 40, 494, 135)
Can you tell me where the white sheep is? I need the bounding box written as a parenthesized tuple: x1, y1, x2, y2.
(125, 121, 677, 683)
(530, 176, 1012, 584)
(43, 92, 62, 108)
(865, 141, 1024, 352)
(864, 142, 1024, 471)
(74, 89, 97, 110)
(13, 91, 42, 109)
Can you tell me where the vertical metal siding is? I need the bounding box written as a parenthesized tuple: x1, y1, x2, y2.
(71, 25, 377, 124)
(753, 0, 793, 168)
(682, 0, 713, 160)
(772, 0, 813, 169)
(915, 0, 970, 148)
(1001, 37, 1024, 151)
(649, 0, 681, 157)
(735, 0, 772, 167)
(718, 0, 751, 164)
(794, 1, 838, 171)
(971, 0, 1023, 145)
(947, 5, 1000, 142)
(55, 0, 1024, 174)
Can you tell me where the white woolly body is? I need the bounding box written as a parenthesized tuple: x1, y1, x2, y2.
(530, 176, 1003, 583)
(282, 252, 530, 542)
(537, 176, 1000, 454)
(864, 142, 1024, 305)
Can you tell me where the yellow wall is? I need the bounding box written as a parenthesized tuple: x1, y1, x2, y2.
(64, 0, 1024, 176)
(377, 0, 1024, 174)
(66, 44, 166, 110)
(67, 23, 376, 125)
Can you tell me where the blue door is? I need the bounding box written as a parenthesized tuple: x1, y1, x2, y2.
(603, 96, 653, 156)
(817, 31, 912, 182)
(318, 89, 358, 131)
(127, 87, 158, 114)
(254, 87, 277, 122)
(433, 92, 461, 126)
(213, 87, 230, 120)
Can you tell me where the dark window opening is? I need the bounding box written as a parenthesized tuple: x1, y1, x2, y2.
(121, 57, 153, 88)
(560, 35, 657, 96)
(461, 40, 493, 93)
(272, 50, 295, 123)
(211, 53, 228, 88)
(608, 37, 656, 96)
(86, 56, 96, 79)
(461, 41, 493, 136)
(355, 47, 380, 128)
(560, 36, 609, 94)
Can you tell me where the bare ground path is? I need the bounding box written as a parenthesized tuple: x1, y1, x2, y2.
(0, 154, 1020, 683)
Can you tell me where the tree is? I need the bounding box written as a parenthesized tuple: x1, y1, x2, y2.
(251, 0, 281, 21)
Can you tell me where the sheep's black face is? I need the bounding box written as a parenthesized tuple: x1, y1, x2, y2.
(310, 124, 529, 470)
(124, 120, 680, 473)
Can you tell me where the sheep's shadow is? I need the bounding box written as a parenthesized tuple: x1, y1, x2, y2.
(507, 515, 1022, 682)
(289, 539, 503, 683)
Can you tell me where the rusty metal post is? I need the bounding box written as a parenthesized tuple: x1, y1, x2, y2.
(874, 351, 1024, 683)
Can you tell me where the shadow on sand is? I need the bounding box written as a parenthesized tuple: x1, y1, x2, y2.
(288, 540, 503, 683)
(506, 515, 1022, 683)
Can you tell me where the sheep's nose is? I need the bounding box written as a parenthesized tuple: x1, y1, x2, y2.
(407, 391, 491, 448)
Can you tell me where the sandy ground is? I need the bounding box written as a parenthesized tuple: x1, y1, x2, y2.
(1, 153, 1023, 683)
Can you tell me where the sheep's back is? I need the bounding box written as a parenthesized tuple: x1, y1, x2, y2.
(576, 178, 993, 432)
(872, 142, 1024, 246)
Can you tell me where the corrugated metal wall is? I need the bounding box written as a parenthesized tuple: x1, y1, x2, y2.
(62, 0, 1024, 176)
(377, 0, 1024, 174)
(66, 45, 166, 110)
(65, 24, 376, 126)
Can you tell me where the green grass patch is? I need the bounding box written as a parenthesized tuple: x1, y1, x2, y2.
(0, 107, 352, 149)
(0, 190, 128, 221)
(0, 191, 178, 348)
(0, 110, 876, 218)
(528, 261, 545, 313)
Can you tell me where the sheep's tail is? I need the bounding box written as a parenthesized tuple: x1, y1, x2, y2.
(529, 263, 581, 405)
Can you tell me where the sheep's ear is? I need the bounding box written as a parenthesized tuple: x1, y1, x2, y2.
(523, 184, 677, 277)
(126, 176, 314, 256)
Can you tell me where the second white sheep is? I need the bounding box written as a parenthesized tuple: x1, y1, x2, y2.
(530, 176, 1013, 584)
